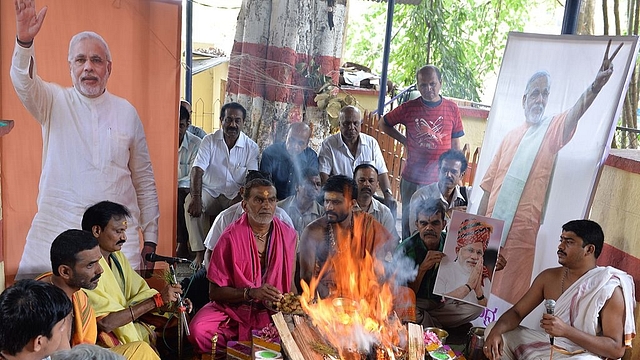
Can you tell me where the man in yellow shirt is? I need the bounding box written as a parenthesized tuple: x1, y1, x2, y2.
(81, 201, 184, 347)
(39, 229, 158, 359)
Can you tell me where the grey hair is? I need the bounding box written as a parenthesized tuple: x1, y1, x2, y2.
(68, 31, 112, 62)
(524, 71, 551, 95)
(51, 344, 125, 360)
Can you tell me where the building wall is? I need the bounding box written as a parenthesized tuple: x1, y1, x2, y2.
(589, 150, 640, 359)
(192, 62, 229, 133)
(181, 60, 229, 134)
(0, 1, 182, 283)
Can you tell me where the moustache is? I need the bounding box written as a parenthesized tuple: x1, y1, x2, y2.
(116, 240, 126, 245)
(423, 230, 438, 237)
(557, 250, 566, 256)
(90, 274, 101, 282)
(326, 211, 337, 217)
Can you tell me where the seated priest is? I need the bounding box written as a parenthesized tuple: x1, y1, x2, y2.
(81, 201, 187, 348)
(187, 178, 297, 356)
(484, 220, 635, 360)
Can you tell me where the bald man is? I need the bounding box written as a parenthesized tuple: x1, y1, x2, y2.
(380, 65, 464, 239)
(260, 122, 319, 200)
(318, 106, 396, 210)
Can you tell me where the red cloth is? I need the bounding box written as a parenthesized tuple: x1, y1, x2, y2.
(384, 98, 464, 184)
(455, 218, 492, 254)
(188, 214, 297, 354)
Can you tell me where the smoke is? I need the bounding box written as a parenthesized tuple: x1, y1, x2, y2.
(384, 250, 419, 290)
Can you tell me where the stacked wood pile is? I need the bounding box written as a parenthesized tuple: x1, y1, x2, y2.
(272, 313, 425, 360)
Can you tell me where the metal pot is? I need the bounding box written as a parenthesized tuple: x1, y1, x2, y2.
(464, 327, 488, 360)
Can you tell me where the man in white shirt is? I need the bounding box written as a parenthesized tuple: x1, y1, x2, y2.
(177, 104, 201, 258)
(409, 149, 469, 235)
(318, 106, 396, 211)
(11, 2, 160, 278)
(353, 164, 400, 242)
(185, 102, 259, 268)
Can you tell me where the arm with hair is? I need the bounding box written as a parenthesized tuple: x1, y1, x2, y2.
(451, 137, 461, 151)
(408, 249, 444, 295)
(129, 115, 159, 246)
(563, 42, 619, 143)
(246, 141, 259, 171)
(188, 167, 205, 217)
(318, 140, 333, 184)
(10, 1, 56, 124)
(484, 269, 548, 360)
(379, 116, 407, 145)
(541, 286, 627, 359)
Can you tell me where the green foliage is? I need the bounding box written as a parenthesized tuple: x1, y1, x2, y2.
(345, 0, 529, 102)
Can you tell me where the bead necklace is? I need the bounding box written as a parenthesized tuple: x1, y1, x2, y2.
(253, 231, 269, 243)
(560, 267, 568, 294)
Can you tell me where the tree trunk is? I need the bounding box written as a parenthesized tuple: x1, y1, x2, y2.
(227, 0, 348, 152)
(578, 0, 596, 34)
(615, 0, 640, 149)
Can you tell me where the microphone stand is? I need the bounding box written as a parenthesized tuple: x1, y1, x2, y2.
(168, 262, 190, 359)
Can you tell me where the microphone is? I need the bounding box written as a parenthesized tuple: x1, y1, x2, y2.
(145, 252, 191, 264)
(544, 299, 556, 345)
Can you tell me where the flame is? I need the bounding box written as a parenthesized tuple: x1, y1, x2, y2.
(300, 213, 405, 359)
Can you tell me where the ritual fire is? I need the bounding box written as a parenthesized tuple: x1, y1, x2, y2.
(299, 214, 406, 359)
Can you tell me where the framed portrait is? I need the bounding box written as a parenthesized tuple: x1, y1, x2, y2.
(433, 211, 504, 307)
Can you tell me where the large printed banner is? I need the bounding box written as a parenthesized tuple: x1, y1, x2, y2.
(468, 33, 638, 327)
(0, 0, 181, 283)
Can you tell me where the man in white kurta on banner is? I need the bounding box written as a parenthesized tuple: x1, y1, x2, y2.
(11, 0, 160, 278)
(477, 41, 621, 304)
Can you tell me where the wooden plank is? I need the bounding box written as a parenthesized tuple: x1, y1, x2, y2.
(271, 313, 305, 360)
(291, 320, 330, 360)
(407, 323, 425, 360)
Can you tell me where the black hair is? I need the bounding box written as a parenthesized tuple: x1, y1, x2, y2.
(562, 220, 604, 258)
(323, 175, 358, 200)
(180, 104, 190, 122)
(438, 149, 468, 173)
(51, 229, 99, 276)
(220, 102, 247, 120)
(245, 170, 272, 184)
(0, 280, 72, 356)
(353, 163, 379, 178)
(301, 167, 320, 180)
(415, 198, 446, 222)
(243, 178, 275, 200)
(81, 201, 131, 232)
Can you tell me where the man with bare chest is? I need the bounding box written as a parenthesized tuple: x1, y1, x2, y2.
(484, 220, 635, 360)
(300, 175, 393, 298)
